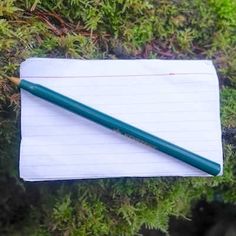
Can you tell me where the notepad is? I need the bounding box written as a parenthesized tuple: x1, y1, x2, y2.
(19, 58, 223, 181)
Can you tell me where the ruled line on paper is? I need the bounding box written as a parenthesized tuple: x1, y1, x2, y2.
(22, 120, 218, 129)
(20, 89, 218, 96)
(21, 159, 218, 167)
(22, 84, 217, 90)
(21, 138, 221, 146)
(21, 142, 219, 149)
(21, 143, 220, 151)
(22, 72, 214, 79)
(21, 134, 219, 142)
(22, 125, 218, 132)
(21, 148, 220, 157)
(21, 97, 218, 107)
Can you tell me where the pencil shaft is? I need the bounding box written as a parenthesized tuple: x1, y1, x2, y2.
(20, 79, 221, 176)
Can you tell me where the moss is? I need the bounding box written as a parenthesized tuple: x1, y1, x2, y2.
(221, 88, 236, 127)
(0, 0, 236, 235)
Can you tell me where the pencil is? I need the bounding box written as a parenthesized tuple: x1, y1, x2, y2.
(9, 77, 221, 176)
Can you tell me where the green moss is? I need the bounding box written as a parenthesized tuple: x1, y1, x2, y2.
(221, 88, 236, 127)
(0, 0, 236, 235)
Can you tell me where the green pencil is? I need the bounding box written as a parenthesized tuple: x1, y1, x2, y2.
(9, 77, 221, 176)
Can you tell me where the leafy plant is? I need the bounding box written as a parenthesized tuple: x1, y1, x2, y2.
(0, 0, 236, 235)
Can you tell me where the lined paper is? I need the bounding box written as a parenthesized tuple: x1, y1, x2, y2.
(20, 58, 223, 181)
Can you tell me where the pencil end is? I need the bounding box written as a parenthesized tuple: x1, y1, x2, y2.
(213, 163, 221, 176)
(8, 77, 20, 86)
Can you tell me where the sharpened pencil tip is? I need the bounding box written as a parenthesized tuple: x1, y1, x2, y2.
(8, 77, 20, 86)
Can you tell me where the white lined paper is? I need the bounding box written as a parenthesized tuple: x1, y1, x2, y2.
(20, 58, 223, 181)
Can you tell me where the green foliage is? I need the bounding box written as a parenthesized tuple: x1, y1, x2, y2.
(209, 0, 236, 26)
(0, 0, 20, 16)
(0, 0, 236, 235)
(221, 88, 236, 127)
